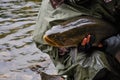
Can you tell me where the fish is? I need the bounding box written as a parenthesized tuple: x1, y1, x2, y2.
(43, 16, 117, 47)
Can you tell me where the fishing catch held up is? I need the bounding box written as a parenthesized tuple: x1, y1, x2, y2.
(43, 16, 117, 47)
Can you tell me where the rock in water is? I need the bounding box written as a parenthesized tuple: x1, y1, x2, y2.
(40, 72, 62, 80)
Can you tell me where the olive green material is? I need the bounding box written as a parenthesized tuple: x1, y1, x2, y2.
(36, 44, 110, 80)
(33, 0, 119, 80)
(43, 16, 116, 47)
(33, 0, 120, 45)
(33, 0, 99, 45)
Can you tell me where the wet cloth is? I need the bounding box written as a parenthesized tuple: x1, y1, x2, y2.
(36, 44, 110, 80)
(33, 0, 118, 80)
(33, 0, 120, 44)
(33, 0, 92, 44)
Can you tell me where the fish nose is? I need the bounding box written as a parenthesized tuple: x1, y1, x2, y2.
(43, 35, 58, 47)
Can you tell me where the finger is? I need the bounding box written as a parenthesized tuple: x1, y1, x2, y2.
(81, 38, 87, 46)
(86, 34, 91, 43)
(98, 43, 103, 47)
(59, 47, 68, 52)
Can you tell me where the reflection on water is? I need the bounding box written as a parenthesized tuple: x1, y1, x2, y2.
(0, 0, 57, 80)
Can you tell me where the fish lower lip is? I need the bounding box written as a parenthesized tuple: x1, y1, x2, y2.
(43, 35, 58, 47)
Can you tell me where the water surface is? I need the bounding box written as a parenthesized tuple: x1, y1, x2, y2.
(0, 0, 57, 80)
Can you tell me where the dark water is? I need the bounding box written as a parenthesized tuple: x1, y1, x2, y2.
(0, 0, 57, 80)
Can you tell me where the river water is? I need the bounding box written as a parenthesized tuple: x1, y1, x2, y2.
(0, 0, 57, 80)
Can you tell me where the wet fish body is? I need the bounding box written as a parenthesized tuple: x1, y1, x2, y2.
(43, 16, 117, 47)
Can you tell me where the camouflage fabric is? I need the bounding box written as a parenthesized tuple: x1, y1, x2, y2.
(33, 0, 119, 80)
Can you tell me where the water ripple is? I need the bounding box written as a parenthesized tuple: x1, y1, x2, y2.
(0, 0, 57, 80)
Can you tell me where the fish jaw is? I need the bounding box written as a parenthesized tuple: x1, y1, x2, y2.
(43, 35, 58, 47)
(43, 35, 64, 47)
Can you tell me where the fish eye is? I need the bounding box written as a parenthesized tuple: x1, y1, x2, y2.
(49, 35, 57, 39)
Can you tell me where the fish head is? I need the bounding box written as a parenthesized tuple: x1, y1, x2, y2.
(43, 25, 67, 47)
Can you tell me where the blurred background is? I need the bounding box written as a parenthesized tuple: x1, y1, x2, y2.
(0, 0, 57, 80)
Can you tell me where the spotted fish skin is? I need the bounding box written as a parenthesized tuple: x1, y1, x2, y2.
(43, 16, 117, 47)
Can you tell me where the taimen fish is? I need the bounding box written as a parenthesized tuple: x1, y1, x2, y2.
(43, 16, 117, 47)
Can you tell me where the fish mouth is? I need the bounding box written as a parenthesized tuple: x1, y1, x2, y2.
(43, 35, 58, 47)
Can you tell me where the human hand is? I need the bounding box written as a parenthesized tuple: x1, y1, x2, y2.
(50, 0, 64, 9)
(78, 34, 97, 52)
(103, 34, 120, 56)
(81, 34, 103, 47)
(58, 47, 70, 56)
(81, 34, 91, 46)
